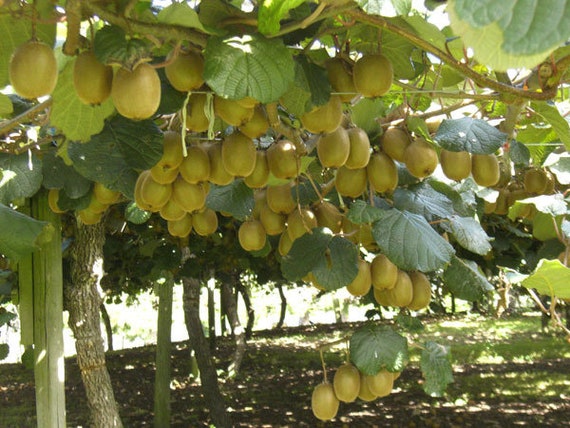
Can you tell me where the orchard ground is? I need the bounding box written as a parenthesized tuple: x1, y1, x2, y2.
(1, 288, 570, 427)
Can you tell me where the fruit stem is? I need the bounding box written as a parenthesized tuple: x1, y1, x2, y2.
(320, 349, 328, 383)
(180, 92, 192, 157)
(62, 0, 81, 55)
(303, 172, 324, 203)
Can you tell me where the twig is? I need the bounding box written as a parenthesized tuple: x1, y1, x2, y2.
(0, 98, 53, 137)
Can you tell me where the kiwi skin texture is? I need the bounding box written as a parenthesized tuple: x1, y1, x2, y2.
(10, 40, 58, 99)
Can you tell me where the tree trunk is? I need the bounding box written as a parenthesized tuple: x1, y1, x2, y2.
(182, 276, 232, 428)
(66, 219, 123, 428)
(207, 281, 216, 351)
(153, 278, 174, 428)
(100, 302, 113, 352)
(222, 274, 246, 378)
(235, 278, 254, 339)
(276, 282, 287, 329)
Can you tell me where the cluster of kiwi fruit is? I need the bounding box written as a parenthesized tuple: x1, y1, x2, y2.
(312, 361, 402, 421)
(48, 182, 122, 224)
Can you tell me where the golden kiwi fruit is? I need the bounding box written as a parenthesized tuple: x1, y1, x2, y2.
(73, 51, 113, 105)
(207, 142, 234, 185)
(267, 140, 299, 180)
(381, 127, 411, 162)
(524, 168, 549, 194)
(335, 166, 368, 198)
(287, 208, 318, 241)
(244, 150, 270, 188)
(77, 207, 103, 225)
(388, 270, 414, 307)
(93, 182, 121, 205)
(137, 171, 172, 212)
(367, 152, 398, 193)
(179, 145, 211, 184)
(403, 138, 439, 178)
(171, 177, 207, 213)
(311, 382, 340, 421)
(326, 57, 357, 103)
(407, 271, 432, 311)
(345, 127, 371, 169)
(365, 369, 393, 398)
(48, 188, 66, 214)
(238, 219, 267, 251)
(167, 214, 193, 238)
(9, 40, 58, 99)
(314, 200, 343, 233)
(214, 96, 254, 126)
(185, 93, 210, 132)
(317, 126, 350, 168)
(370, 253, 398, 290)
(159, 199, 187, 221)
(353, 54, 393, 98)
(333, 363, 361, 403)
(239, 105, 269, 139)
(471, 154, 500, 187)
(440, 149, 471, 181)
(266, 183, 296, 214)
(300, 95, 343, 134)
(259, 203, 287, 235)
(221, 131, 257, 177)
(164, 50, 204, 92)
(346, 258, 372, 297)
(151, 131, 185, 184)
(278, 229, 294, 256)
(192, 207, 218, 236)
(357, 372, 377, 402)
(112, 62, 161, 120)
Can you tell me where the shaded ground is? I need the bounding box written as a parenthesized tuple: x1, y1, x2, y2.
(1, 318, 569, 427)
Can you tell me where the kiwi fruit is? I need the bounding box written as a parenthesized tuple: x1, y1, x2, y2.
(346, 258, 372, 297)
(300, 95, 343, 134)
(238, 219, 267, 251)
(371, 254, 398, 290)
(134, 170, 154, 211)
(342, 217, 375, 248)
(278, 230, 293, 256)
(407, 271, 432, 311)
(214, 96, 254, 126)
(266, 183, 296, 214)
(333, 363, 361, 403)
(440, 149, 471, 181)
(524, 169, 548, 194)
(403, 138, 439, 178)
(9, 40, 58, 99)
(185, 93, 210, 132)
(159, 198, 187, 221)
(137, 171, 172, 211)
(287, 208, 318, 241)
(335, 166, 367, 198)
(73, 51, 113, 105)
(259, 203, 287, 235)
(48, 189, 66, 214)
(345, 127, 371, 169)
(239, 105, 269, 139)
(192, 208, 218, 236)
(179, 145, 211, 184)
(317, 126, 350, 168)
(493, 189, 510, 215)
(151, 131, 185, 184)
(357, 372, 377, 402)
(353, 54, 393, 98)
(236, 96, 259, 109)
(167, 214, 193, 238)
(221, 132, 257, 177)
(164, 50, 204, 92)
(267, 140, 299, 180)
(367, 152, 398, 193)
(314, 200, 343, 233)
(365, 369, 393, 398)
(171, 177, 206, 213)
(244, 151, 270, 188)
(381, 127, 410, 162)
(388, 270, 414, 307)
(112, 63, 161, 120)
(326, 57, 357, 103)
(93, 182, 120, 205)
(207, 143, 234, 185)
(373, 287, 393, 306)
(311, 382, 340, 421)
(471, 154, 500, 187)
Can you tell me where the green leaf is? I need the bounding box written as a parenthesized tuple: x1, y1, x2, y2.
(510, 194, 568, 218)
(509, 140, 531, 166)
(355, 0, 412, 17)
(350, 98, 387, 135)
(0, 153, 43, 205)
(372, 209, 455, 271)
(206, 180, 254, 221)
(312, 236, 359, 291)
(258, 0, 306, 35)
(41, 152, 91, 199)
(381, 28, 418, 80)
(204, 34, 295, 103)
(0, 309, 16, 328)
(522, 259, 570, 299)
(447, 215, 492, 256)
(0, 204, 51, 262)
(281, 228, 333, 281)
(420, 341, 454, 397)
(435, 118, 506, 154)
(0, 343, 8, 361)
(442, 256, 493, 301)
(0, 94, 13, 116)
(125, 202, 151, 224)
(50, 61, 115, 142)
(530, 101, 570, 151)
(395, 313, 424, 332)
(350, 324, 409, 375)
(448, 0, 565, 71)
(57, 189, 90, 211)
(93, 25, 150, 67)
(296, 55, 331, 109)
(347, 200, 387, 224)
(545, 153, 570, 185)
(393, 182, 454, 219)
(157, 2, 209, 32)
(429, 179, 477, 218)
(532, 212, 563, 241)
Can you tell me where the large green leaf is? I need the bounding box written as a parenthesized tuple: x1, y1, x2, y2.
(350, 324, 409, 375)
(521, 259, 570, 299)
(530, 102, 570, 151)
(355, 0, 412, 17)
(50, 60, 115, 142)
(532, 212, 564, 241)
(281, 227, 333, 281)
(347, 200, 387, 224)
(350, 98, 387, 135)
(0, 204, 52, 262)
(0, 153, 42, 205)
(258, 0, 306, 35)
(206, 180, 254, 221)
(371, 209, 455, 271)
(442, 256, 494, 301)
(312, 236, 359, 291)
(93, 25, 150, 67)
(448, 0, 567, 71)
(41, 151, 91, 199)
(157, 2, 209, 33)
(420, 341, 454, 397)
(546, 153, 570, 185)
(447, 215, 492, 256)
(393, 183, 454, 219)
(204, 34, 295, 103)
(509, 194, 568, 218)
(435, 118, 506, 154)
